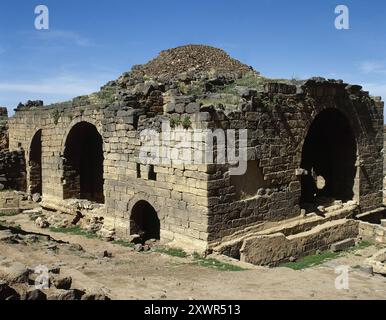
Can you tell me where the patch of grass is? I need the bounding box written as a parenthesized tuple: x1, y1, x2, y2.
(93, 88, 116, 104)
(234, 71, 266, 89)
(0, 211, 20, 217)
(169, 116, 181, 129)
(49, 225, 98, 239)
(112, 239, 135, 248)
(182, 115, 192, 129)
(73, 95, 90, 107)
(192, 253, 245, 271)
(156, 247, 188, 258)
(279, 241, 375, 270)
(218, 83, 237, 95)
(28, 212, 43, 221)
(351, 240, 372, 251)
(279, 251, 340, 270)
(198, 95, 241, 107)
(51, 109, 60, 125)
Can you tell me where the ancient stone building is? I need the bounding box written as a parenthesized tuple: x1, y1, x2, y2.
(2, 45, 385, 265)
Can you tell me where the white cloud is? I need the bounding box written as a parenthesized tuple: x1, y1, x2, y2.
(25, 29, 92, 47)
(360, 61, 386, 74)
(0, 79, 91, 95)
(0, 73, 111, 96)
(0, 71, 117, 115)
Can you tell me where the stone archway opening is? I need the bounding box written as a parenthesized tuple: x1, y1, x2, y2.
(29, 130, 42, 195)
(63, 122, 104, 203)
(130, 200, 160, 242)
(300, 109, 357, 208)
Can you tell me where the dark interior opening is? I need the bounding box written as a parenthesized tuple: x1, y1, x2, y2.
(300, 109, 357, 208)
(148, 165, 157, 181)
(63, 122, 104, 203)
(130, 200, 160, 242)
(29, 130, 42, 195)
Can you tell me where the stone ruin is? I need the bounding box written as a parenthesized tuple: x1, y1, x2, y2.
(0, 44, 385, 266)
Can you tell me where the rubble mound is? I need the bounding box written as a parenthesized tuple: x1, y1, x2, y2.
(132, 44, 253, 80)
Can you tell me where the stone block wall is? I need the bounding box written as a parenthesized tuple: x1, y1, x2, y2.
(200, 80, 384, 243)
(0, 149, 26, 191)
(359, 221, 386, 245)
(240, 219, 359, 266)
(6, 78, 384, 249)
(8, 102, 212, 248)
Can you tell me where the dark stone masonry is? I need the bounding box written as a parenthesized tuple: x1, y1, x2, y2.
(0, 45, 384, 264)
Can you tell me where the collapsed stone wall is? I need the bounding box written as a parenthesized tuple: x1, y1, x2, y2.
(204, 79, 384, 242)
(240, 219, 359, 266)
(359, 220, 386, 245)
(0, 149, 26, 191)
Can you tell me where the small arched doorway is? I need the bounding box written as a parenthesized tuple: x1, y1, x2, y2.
(63, 122, 104, 203)
(29, 130, 42, 195)
(130, 200, 160, 241)
(300, 109, 357, 207)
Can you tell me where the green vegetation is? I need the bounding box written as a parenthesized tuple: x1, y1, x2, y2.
(182, 115, 192, 129)
(51, 109, 61, 125)
(279, 241, 374, 270)
(0, 211, 20, 217)
(156, 247, 188, 258)
(73, 95, 90, 107)
(49, 225, 98, 239)
(112, 239, 135, 248)
(169, 116, 181, 129)
(192, 253, 245, 271)
(279, 251, 340, 270)
(28, 211, 43, 221)
(198, 94, 241, 107)
(349, 240, 372, 251)
(94, 88, 116, 104)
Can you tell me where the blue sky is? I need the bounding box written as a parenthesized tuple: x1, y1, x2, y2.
(0, 0, 385, 117)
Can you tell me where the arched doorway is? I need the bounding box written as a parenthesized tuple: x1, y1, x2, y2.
(63, 122, 104, 203)
(130, 200, 160, 241)
(29, 130, 42, 195)
(300, 109, 357, 207)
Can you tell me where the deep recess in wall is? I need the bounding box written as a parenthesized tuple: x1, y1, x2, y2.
(63, 122, 104, 203)
(29, 129, 42, 195)
(130, 200, 160, 242)
(300, 109, 357, 207)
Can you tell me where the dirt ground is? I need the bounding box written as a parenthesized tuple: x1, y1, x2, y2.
(1, 211, 386, 300)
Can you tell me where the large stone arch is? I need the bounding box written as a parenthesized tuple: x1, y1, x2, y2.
(61, 117, 103, 151)
(62, 120, 104, 203)
(298, 107, 359, 209)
